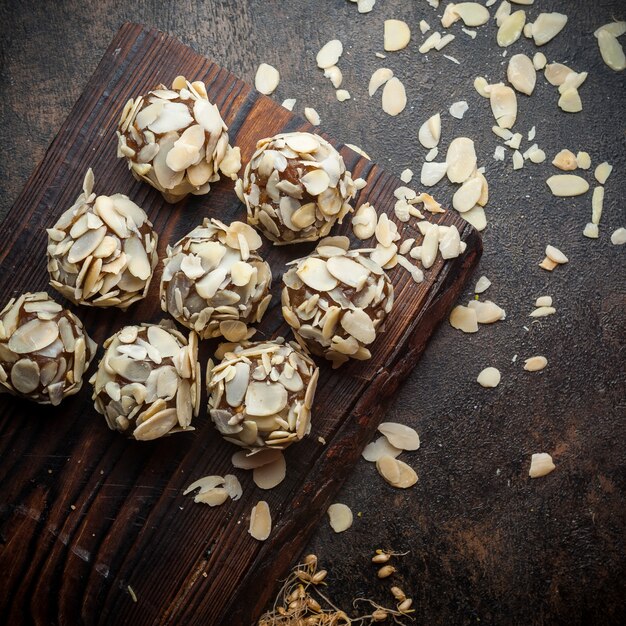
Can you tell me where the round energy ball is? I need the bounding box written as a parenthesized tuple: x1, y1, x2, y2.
(47, 169, 158, 309)
(91, 321, 199, 441)
(281, 237, 394, 368)
(235, 132, 357, 244)
(0, 292, 96, 405)
(117, 76, 241, 203)
(160, 218, 272, 341)
(207, 338, 319, 450)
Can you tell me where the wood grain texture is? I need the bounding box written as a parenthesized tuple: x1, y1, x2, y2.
(0, 24, 481, 626)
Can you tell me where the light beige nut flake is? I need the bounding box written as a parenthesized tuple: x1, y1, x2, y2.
(524, 356, 548, 371)
(304, 107, 321, 126)
(324, 66, 343, 89)
(546, 175, 589, 197)
(597, 30, 626, 72)
(327, 503, 353, 533)
(558, 88, 582, 113)
(281, 98, 296, 111)
(449, 100, 469, 119)
(249, 500, 272, 540)
(533, 52, 547, 70)
(316, 39, 343, 69)
(477, 366, 501, 388)
(450, 305, 479, 332)
(452, 3, 490, 27)
(490, 85, 517, 129)
(474, 275, 492, 294)
(362, 436, 402, 462)
(611, 228, 626, 245)
(369, 68, 394, 96)
(253, 454, 287, 489)
(529, 453, 555, 478)
(583, 223, 599, 239)
(352, 203, 378, 240)
(507, 54, 536, 95)
(446, 137, 477, 183)
(594, 162, 613, 185)
(545, 245, 568, 264)
(376, 455, 418, 488)
(497, 10, 526, 47)
(378, 422, 420, 450)
(418, 113, 442, 149)
(592, 187, 605, 225)
(552, 149, 577, 171)
(535, 296, 552, 307)
(576, 152, 591, 170)
(336, 89, 351, 102)
(255, 63, 280, 95)
(530, 306, 556, 317)
(531, 12, 568, 46)
(382, 77, 407, 116)
(384, 19, 411, 51)
(461, 205, 487, 231)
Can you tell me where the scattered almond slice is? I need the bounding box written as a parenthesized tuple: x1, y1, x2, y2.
(336, 89, 351, 102)
(362, 436, 402, 462)
(443, 54, 461, 65)
(552, 149, 577, 171)
(441, 3, 460, 28)
(611, 228, 626, 245)
(493, 145, 506, 161)
(545, 245, 568, 264)
(474, 76, 490, 97)
(477, 367, 501, 388)
(529, 453, 555, 478)
(594, 162, 613, 185)
(255, 63, 280, 95)
(594, 21, 626, 39)
(304, 107, 321, 126)
(497, 10, 526, 47)
(324, 66, 343, 88)
(376, 456, 417, 488)
(223, 475, 243, 501)
(346, 143, 371, 160)
(494, 0, 511, 28)
(512, 150, 524, 170)
(490, 84, 517, 128)
(533, 52, 547, 70)
(183, 475, 224, 497)
(381, 77, 407, 116)
(530, 306, 556, 317)
(535, 296, 552, 307)
(544, 63, 574, 86)
(420, 162, 448, 186)
(327, 503, 353, 533)
(316, 39, 343, 69)
(425, 147, 438, 162)
(583, 222, 599, 239)
(576, 152, 591, 170)
(453, 3, 490, 27)
(419, 32, 442, 54)
(249, 501, 271, 540)
(453, 177, 483, 213)
(462, 27, 477, 39)
(538, 257, 558, 272)
(524, 356, 548, 371)
(592, 187, 604, 225)
(352, 202, 378, 239)
(558, 88, 582, 113)
(378, 422, 420, 451)
(597, 30, 626, 71)
(418, 113, 442, 149)
(436, 34, 456, 50)
(281, 98, 296, 111)
(450, 305, 479, 332)
(369, 68, 394, 96)
(446, 137, 477, 183)
(528, 148, 546, 164)
(253, 454, 287, 490)
(384, 19, 411, 51)
(546, 175, 589, 197)
(531, 12, 568, 46)
(461, 205, 487, 231)
(420, 20, 431, 34)
(507, 53, 536, 95)
(504, 132, 522, 149)
(449, 100, 469, 119)
(468, 299, 506, 323)
(474, 275, 492, 293)
(400, 168, 413, 183)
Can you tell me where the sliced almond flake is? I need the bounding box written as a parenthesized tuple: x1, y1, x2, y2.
(418, 113, 441, 149)
(384, 19, 411, 51)
(477, 367, 501, 388)
(249, 501, 271, 540)
(450, 305, 479, 332)
(474, 76, 490, 97)
(316, 39, 343, 69)
(552, 149, 577, 171)
(375, 52, 386, 59)
(436, 34, 456, 50)
(468, 299, 506, 323)
(461, 205, 487, 231)
(381, 77, 407, 116)
(378, 422, 420, 451)
(594, 162, 613, 185)
(558, 88, 582, 113)
(356, 0, 376, 13)
(446, 137, 476, 183)
(535, 296, 552, 307)
(493, 145, 506, 161)
(449, 100, 469, 119)
(183, 475, 225, 496)
(528, 148, 546, 164)
(490, 84, 517, 128)
(545, 245, 568, 264)
(425, 147, 439, 161)
(576, 152, 591, 170)
(497, 10, 526, 47)
(594, 21, 626, 38)
(420, 20, 431, 34)
(474, 276, 491, 293)
(591, 187, 604, 225)
(368, 68, 394, 97)
(611, 228, 626, 245)
(583, 222, 599, 239)
(532, 12, 568, 46)
(419, 32, 442, 54)
(376, 455, 400, 485)
(255, 63, 280, 95)
(324, 66, 343, 88)
(529, 453, 555, 478)
(352, 203, 378, 240)
(441, 3, 460, 28)
(194, 488, 229, 506)
(546, 175, 589, 197)
(462, 27, 477, 38)
(454, 3, 490, 26)
(532, 52, 547, 70)
(223, 475, 242, 501)
(281, 98, 296, 111)
(400, 168, 413, 183)
(507, 54, 536, 95)
(453, 177, 483, 213)
(538, 257, 558, 272)
(524, 356, 548, 371)
(327, 503, 353, 533)
(362, 436, 402, 462)
(558, 71, 587, 95)
(304, 107, 321, 126)
(530, 306, 556, 317)
(253, 454, 286, 490)
(386, 458, 418, 488)
(494, 0, 511, 27)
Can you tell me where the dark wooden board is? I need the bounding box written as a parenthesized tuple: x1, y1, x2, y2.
(0, 23, 481, 625)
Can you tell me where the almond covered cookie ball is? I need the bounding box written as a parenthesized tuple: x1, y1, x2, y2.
(160, 219, 272, 341)
(281, 237, 394, 367)
(117, 76, 241, 203)
(207, 338, 319, 450)
(47, 169, 158, 309)
(91, 321, 199, 440)
(235, 132, 357, 244)
(0, 292, 96, 405)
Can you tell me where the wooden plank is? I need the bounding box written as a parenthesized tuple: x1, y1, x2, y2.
(0, 23, 481, 625)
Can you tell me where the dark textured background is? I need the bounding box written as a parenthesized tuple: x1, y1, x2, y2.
(1, 1, 624, 624)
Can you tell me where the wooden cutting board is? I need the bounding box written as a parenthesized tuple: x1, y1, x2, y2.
(0, 23, 481, 625)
